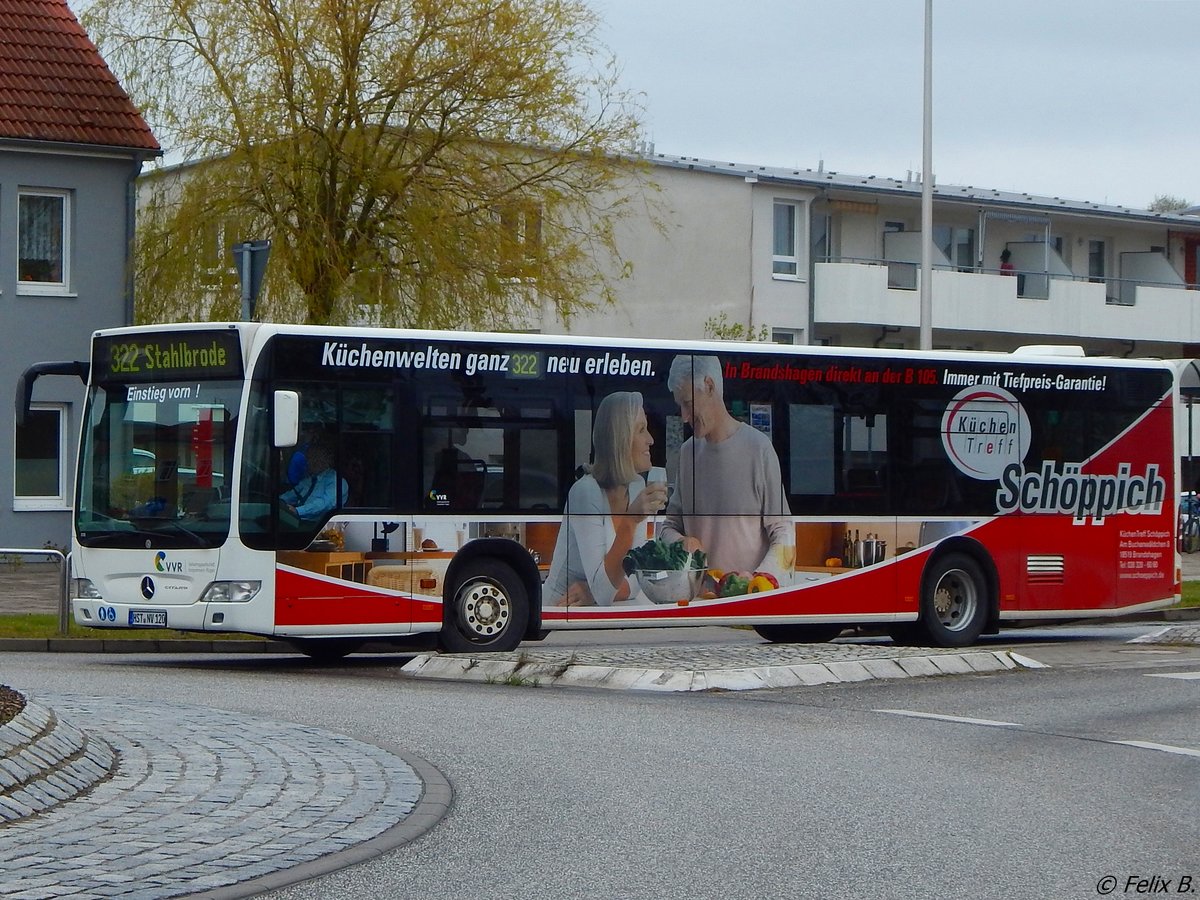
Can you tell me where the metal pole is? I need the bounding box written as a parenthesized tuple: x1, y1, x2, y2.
(238, 243, 253, 321)
(919, 0, 934, 351)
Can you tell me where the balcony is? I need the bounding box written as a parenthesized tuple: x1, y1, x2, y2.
(813, 259, 1200, 347)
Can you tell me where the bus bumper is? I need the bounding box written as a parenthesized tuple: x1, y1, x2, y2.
(71, 599, 236, 633)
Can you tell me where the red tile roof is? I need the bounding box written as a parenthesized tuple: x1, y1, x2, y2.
(0, 0, 160, 152)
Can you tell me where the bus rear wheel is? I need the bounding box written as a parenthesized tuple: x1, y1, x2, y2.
(440, 559, 528, 653)
(917, 552, 988, 648)
(753, 623, 844, 644)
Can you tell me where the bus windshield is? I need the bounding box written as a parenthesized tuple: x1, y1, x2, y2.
(75, 379, 243, 549)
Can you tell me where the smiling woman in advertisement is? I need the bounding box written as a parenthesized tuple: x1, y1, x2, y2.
(542, 391, 668, 607)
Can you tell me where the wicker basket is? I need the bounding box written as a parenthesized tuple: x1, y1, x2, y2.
(367, 566, 438, 594)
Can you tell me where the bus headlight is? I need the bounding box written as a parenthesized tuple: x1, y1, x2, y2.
(200, 581, 262, 603)
(72, 578, 103, 600)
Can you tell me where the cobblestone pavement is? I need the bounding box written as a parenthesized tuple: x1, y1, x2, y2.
(0, 698, 117, 822)
(0, 693, 449, 899)
(1128, 623, 1200, 645)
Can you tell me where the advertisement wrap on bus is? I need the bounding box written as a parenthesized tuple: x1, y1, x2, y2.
(47, 323, 1178, 657)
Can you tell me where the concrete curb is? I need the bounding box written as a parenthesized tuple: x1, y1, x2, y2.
(401, 648, 1041, 693)
(0, 694, 117, 823)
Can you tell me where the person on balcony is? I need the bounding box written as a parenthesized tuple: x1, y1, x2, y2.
(999, 248, 1015, 275)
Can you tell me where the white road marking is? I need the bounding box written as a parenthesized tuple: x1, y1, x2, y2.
(878, 709, 1200, 760)
(874, 709, 1021, 728)
(1145, 671, 1200, 680)
(1110, 740, 1200, 758)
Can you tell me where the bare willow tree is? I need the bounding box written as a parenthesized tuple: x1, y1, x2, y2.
(1147, 194, 1191, 213)
(84, 0, 649, 327)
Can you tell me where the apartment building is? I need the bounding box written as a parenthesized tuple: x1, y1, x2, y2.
(551, 154, 1200, 358)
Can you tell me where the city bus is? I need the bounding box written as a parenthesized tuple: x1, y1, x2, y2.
(30, 323, 1180, 657)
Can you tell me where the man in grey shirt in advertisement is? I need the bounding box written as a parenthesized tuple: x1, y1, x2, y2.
(661, 354, 794, 581)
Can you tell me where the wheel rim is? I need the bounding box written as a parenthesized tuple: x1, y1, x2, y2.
(931, 567, 978, 633)
(454, 577, 512, 642)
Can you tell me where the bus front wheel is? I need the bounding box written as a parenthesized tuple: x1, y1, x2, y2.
(918, 552, 989, 648)
(440, 559, 529, 653)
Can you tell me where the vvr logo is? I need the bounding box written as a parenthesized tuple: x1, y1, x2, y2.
(154, 551, 183, 574)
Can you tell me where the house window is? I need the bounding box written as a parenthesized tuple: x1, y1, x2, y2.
(933, 225, 975, 272)
(15, 404, 68, 510)
(200, 216, 238, 288)
(772, 201, 800, 277)
(498, 203, 543, 278)
(1088, 239, 1107, 281)
(18, 190, 71, 293)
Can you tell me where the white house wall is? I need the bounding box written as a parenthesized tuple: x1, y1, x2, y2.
(551, 168, 812, 342)
(558, 166, 754, 340)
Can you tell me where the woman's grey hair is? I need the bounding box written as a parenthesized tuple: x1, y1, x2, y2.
(591, 391, 643, 489)
(667, 354, 723, 398)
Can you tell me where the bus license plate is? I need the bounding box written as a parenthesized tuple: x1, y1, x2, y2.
(129, 609, 168, 628)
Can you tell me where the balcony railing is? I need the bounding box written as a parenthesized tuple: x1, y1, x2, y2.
(813, 258, 1200, 345)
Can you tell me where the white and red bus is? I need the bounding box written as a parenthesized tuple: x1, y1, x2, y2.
(37, 323, 1179, 656)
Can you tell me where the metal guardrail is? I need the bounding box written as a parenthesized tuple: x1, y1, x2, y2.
(0, 548, 69, 636)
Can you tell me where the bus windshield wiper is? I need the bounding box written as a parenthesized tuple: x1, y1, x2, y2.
(150, 520, 209, 547)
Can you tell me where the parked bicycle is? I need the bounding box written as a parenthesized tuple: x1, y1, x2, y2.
(1180, 492, 1200, 553)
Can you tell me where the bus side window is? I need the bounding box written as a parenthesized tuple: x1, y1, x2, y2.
(425, 426, 486, 510)
(338, 384, 396, 510)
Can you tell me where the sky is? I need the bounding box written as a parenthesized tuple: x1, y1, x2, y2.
(590, 0, 1200, 210)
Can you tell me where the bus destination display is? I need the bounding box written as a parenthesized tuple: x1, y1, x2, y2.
(94, 331, 243, 382)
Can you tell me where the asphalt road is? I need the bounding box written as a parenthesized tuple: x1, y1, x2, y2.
(4, 625, 1198, 900)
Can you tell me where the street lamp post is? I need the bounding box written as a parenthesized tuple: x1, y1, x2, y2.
(919, 0, 933, 351)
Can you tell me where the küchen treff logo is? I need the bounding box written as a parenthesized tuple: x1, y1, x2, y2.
(941, 386, 1031, 481)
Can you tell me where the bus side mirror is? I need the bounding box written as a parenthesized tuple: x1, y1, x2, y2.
(273, 390, 300, 448)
